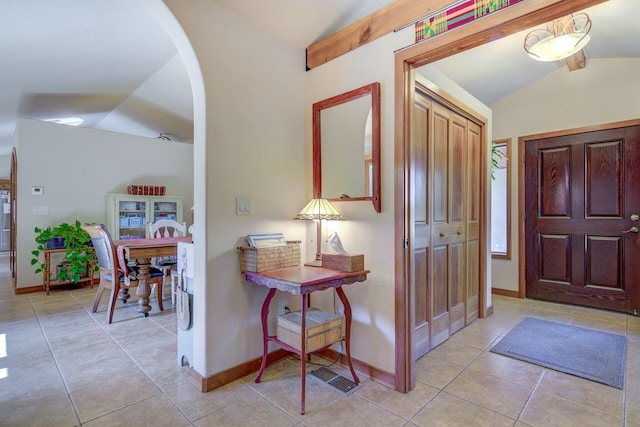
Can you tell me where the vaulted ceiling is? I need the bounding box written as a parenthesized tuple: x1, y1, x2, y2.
(0, 0, 395, 157)
(1, 0, 637, 157)
(0, 0, 190, 154)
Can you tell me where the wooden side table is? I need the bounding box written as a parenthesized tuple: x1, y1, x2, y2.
(43, 248, 95, 295)
(243, 265, 369, 415)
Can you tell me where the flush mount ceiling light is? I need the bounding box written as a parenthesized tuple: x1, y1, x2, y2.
(524, 13, 591, 62)
(45, 117, 84, 126)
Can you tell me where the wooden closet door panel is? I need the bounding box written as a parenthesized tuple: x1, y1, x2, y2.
(468, 123, 481, 222)
(411, 93, 431, 359)
(449, 113, 467, 334)
(414, 100, 429, 224)
(449, 241, 466, 333)
(467, 238, 480, 321)
(410, 79, 485, 365)
(414, 249, 430, 355)
(431, 245, 449, 347)
(433, 108, 449, 224)
(451, 117, 466, 222)
(430, 103, 451, 347)
(466, 121, 481, 322)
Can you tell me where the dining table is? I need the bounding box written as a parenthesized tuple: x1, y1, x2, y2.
(113, 236, 192, 315)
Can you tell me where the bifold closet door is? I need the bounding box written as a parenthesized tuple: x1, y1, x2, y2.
(431, 103, 467, 347)
(411, 91, 431, 360)
(411, 88, 480, 360)
(466, 121, 481, 323)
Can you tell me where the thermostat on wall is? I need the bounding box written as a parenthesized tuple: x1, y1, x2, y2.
(31, 186, 44, 196)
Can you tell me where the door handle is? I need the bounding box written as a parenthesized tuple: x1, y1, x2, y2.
(631, 214, 639, 221)
(622, 226, 639, 234)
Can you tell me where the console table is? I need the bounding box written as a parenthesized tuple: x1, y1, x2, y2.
(243, 265, 369, 415)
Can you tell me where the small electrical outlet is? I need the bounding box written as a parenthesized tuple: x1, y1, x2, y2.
(279, 303, 290, 315)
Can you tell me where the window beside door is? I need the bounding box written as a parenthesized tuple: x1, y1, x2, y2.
(491, 139, 511, 259)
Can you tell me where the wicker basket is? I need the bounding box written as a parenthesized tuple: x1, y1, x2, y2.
(238, 240, 301, 272)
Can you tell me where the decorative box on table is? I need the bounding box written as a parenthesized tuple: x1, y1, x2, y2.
(277, 307, 343, 353)
(237, 240, 301, 272)
(321, 253, 364, 272)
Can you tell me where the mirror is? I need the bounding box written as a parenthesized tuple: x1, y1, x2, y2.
(313, 82, 381, 212)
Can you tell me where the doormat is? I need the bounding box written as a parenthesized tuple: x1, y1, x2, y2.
(491, 317, 627, 389)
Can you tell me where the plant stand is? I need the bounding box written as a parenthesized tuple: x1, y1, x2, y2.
(43, 249, 96, 295)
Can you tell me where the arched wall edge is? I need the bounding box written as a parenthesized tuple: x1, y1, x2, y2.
(142, 0, 208, 375)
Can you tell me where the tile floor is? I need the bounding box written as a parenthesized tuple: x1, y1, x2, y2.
(1, 257, 639, 426)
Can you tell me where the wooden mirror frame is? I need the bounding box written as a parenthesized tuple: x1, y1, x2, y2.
(313, 82, 381, 212)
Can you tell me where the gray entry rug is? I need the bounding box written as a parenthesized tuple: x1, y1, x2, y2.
(491, 317, 627, 389)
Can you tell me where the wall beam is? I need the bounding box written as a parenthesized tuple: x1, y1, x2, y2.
(306, 0, 451, 70)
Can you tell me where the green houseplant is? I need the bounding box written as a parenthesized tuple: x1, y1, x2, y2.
(31, 220, 97, 283)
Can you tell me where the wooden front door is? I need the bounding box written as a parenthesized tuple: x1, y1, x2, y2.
(411, 82, 481, 361)
(525, 125, 640, 314)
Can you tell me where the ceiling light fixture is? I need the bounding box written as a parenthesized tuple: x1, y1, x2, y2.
(524, 13, 591, 62)
(45, 117, 84, 126)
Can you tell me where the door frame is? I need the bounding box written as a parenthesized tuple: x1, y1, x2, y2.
(11, 148, 17, 285)
(393, 0, 606, 393)
(517, 118, 640, 299)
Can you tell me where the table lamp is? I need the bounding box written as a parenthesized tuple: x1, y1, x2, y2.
(294, 198, 343, 266)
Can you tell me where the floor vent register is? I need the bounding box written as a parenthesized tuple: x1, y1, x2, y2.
(310, 366, 360, 394)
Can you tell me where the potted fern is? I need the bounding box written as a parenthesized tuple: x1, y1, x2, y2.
(31, 220, 97, 283)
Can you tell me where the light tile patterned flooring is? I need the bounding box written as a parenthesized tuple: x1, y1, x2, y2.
(1, 259, 639, 426)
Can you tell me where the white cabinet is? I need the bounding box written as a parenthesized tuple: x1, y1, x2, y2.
(106, 193, 183, 240)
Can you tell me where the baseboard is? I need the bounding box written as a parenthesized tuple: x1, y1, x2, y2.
(190, 349, 290, 393)
(14, 279, 99, 295)
(15, 285, 42, 294)
(188, 346, 395, 393)
(485, 304, 494, 317)
(315, 348, 395, 388)
(492, 288, 520, 298)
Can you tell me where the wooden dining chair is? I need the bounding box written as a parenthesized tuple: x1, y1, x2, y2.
(148, 219, 187, 303)
(82, 224, 165, 324)
(148, 219, 187, 239)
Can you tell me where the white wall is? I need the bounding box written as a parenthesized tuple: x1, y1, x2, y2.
(305, 31, 493, 371)
(0, 153, 10, 178)
(163, 0, 307, 377)
(159, 0, 495, 381)
(491, 58, 640, 292)
(305, 34, 405, 374)
(15, 118, 193, 288)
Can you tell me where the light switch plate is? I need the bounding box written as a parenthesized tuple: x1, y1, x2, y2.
(236, 197, 251, 215)
(31, 186, 44, 196)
